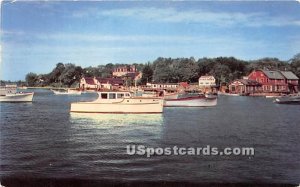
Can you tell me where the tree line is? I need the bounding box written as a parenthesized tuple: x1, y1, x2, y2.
(23, 53, 300, 87)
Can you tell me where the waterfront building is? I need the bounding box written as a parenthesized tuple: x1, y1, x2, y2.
(198, 76, 216, 87)
(113, 65, 137, 77)
(79, 77, 124, 90)
(79, 77, 97, 90)
(198, 76, 216, 93)
(228, 79, 262, 94)
(248, 70, 299, 93)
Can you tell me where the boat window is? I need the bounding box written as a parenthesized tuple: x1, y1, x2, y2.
(109, 93, 116, 99)
(117, 93, 124, 98)
(125, 93, 130, 97)
(101, 93, 108, 99)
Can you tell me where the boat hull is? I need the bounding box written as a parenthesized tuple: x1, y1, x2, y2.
(52, 90, 82, 95)
(164, 96, 217, 107)
(274, 96, 300, 104)
(70, 98, 164, 113)
(164, 93, 179, 100)
(0, 93, 34, 102)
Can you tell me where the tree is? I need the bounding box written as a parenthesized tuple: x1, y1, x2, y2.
(25, 72, 38, 86)
(60, 63, 83, 87)
(290, 53, 300, 85)
(140, 63, 153, 84)
(176, 57, 199, 82)
(153, 57, 173, 82)
(209, 63, 231, 85)
(49, 62, 65, 83)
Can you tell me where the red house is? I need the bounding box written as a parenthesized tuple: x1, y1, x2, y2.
(248, 70, 299, 93)
(228, 79, 262, 94)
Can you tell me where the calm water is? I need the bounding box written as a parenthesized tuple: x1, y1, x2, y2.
(1, 89, 300, 185)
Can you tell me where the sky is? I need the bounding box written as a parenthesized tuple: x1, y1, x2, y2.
(1, 1, 300, 81)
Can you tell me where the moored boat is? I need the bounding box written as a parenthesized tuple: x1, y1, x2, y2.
(217, 91, 239, 96)
(52, 89, 82, 95)
(163, 92, 179, 100)
(0, 85, 34, 102)
(274, 94, 300, 104)
(266, 95, 282, 98)
(70, 91, 164, 113)
(164, 93, 217, 107)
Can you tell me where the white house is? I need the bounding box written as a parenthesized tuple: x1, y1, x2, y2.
(79, 77, 97, 90)
(79, 77, 123, 90)
(198, 76, 216, 87)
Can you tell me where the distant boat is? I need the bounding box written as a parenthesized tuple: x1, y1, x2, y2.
(0, 85, 34, 102)
(18, 86, 28, 89)
(70, 91, 164, 113)
(51, 89, 82, 95)
(164, 93, 217, 107)
(218, 91, 239, 96)
(163, 92, 179, 100)
(266, 95, 282, 98)
(274, 94, 300, 104)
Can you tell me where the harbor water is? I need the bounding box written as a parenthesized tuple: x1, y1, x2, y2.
(1, 89, 300, 185)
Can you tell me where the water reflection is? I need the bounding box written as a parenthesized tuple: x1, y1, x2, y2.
(70, 113, 163, 125)
(69, 113, 165, 147)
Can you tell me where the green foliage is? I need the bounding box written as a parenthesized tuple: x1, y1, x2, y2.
(59, 63, 83, 87)
(141, 62, 153, 84)
(25, 72, 38, 86)
(290, 53, 300, 85)
(20, 52, 300, 87)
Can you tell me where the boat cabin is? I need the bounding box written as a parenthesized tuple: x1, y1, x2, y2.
(97, 92, 131, 100)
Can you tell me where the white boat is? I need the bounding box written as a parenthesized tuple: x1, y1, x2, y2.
(141, 91, 158, 98)
(266, 95, 282, 98)
(52, 89, 82, 95)
(217, 91, 239, 96)
(163, 92, 179, 100)
(70, 91, 164, 114)
(205, 93, 218, 99)
(274, 94, 300, 104)
(0, 85, 34, 102)
(164, 94, 217, 107)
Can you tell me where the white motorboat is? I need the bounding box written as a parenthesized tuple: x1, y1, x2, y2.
(217, 91, 239, 96)
(0, 85, 34, 102)
(51, 89, 82, 95)
(70, 91, 164, 114)
(164, 93, 217, 107)
(266, 95, 282, 98)
(163, 92, 179, 100)
(274, 94, 300, 104)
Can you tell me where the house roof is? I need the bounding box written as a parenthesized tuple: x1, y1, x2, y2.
(261, 70, 285, 79)
(179, 82, 189, 88)
(96, 77, 123, 85)
(199, 76, 215, 80)
(121, 72, 140, 79)
(234, 79, 262, 86)
(84, 77, 96, 85)
(279, 71, 299, 80)
(151, 83, 179, 85)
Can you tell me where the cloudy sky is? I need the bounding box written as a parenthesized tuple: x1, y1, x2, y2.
(1, 1, 300, 81)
